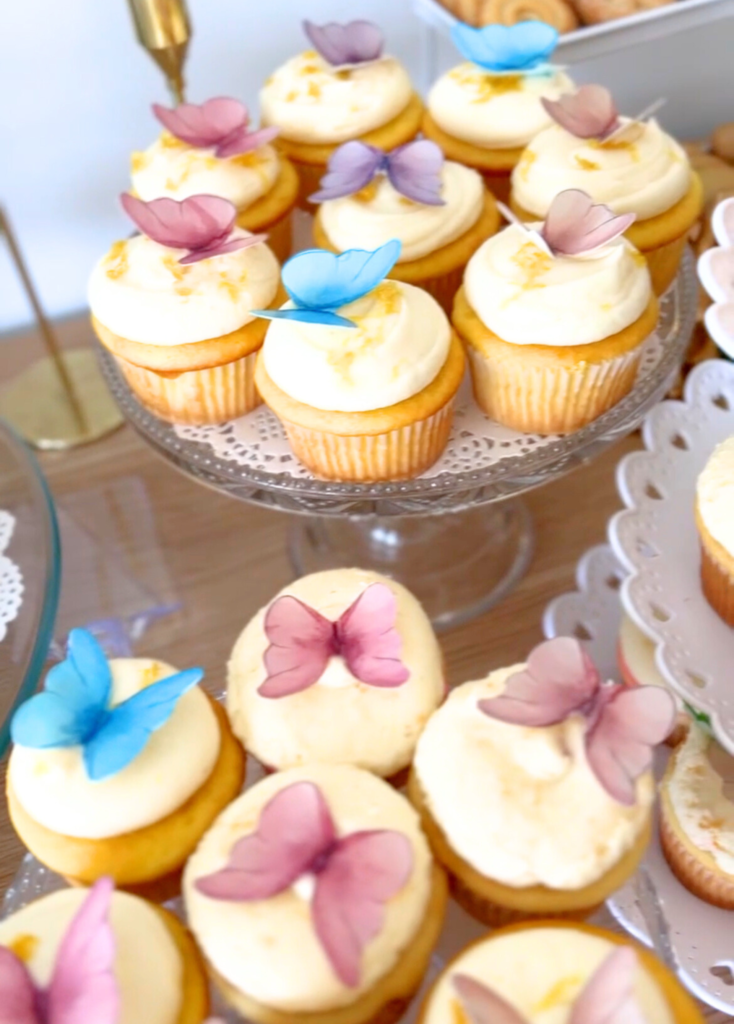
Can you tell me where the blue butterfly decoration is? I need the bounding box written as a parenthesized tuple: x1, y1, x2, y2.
(451, 20, 559, 74)
(252, 238, 402, 329)
(10, 628, 204, 782)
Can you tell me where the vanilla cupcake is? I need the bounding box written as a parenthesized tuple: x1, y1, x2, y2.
(0, 880, 210, 1024)
(453, 189, 658, 434)
(261, 20, 423, 207)
(7, 629, 245, 899)
(227, 568, 444, 781)
(695, 436, 734, 625)
(311, 140, 500, 313)
(618, 613, 688, 745)
(253, 240, 465, 481)
(510, 85, 703, 293)
(184, 764, 448, 1024)
(89, 193, 283, 425)
(409, 637, 675, 925)
(423, 21, 575, 202)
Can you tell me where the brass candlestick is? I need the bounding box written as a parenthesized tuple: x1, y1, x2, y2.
(127, 0, 191, 104)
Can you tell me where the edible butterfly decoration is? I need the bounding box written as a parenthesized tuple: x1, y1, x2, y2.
(259, 582, 410, 698)
(11, 628, 204, 782)
(252, 239, 401, 329)
(451, 20, 559, 74)
(303, 19, 385, 69)
(152, 97, 278, 157)
(120, 193, 267, 266)
(194, 781, 413, 987)
(310, 140, 446, 206)
(542, 85, 666, 143)
(452, 946, 648, 1024)
(478, 637, 675, 805)
(0, 877, 119, 1024)
(698, 196, 734, 358)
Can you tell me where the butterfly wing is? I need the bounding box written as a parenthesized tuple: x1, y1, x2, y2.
(310, 142, 384, 203)
(195, 781, 336, 900)
(387, 141, 445, 207)
(542, 85, 619, 139)
(258, 595, 335, 698)
(281, 241, 402, 313)
(0, 947, 39, 1024)
(312, 830, 412, 987)
(452, 974, 529, 1024)
(569, 947, 647, 1024)
(152, 98, 247, 148)
(303, 20, 383, 66)
(542, 190, 636, 256)
(336, 584, 409, 688)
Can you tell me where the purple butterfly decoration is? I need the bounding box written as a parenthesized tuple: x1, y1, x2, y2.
(152, 97, 278, 158)
(120, 193, 267, 266)
(542, 85, 621, 140)
(453, 946, 648, 1024)
(0, 877, 119, 1024)
(541, 190, 636, 256)
(478, 637, 675, 805)
(194, 781, 413, 987)
(259, 582, 410, 699)
(310, 140, 446, 206)
(303, 20, 385, 69)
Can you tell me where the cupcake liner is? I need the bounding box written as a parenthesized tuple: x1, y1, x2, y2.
(699, 537, 734, 626)
(289, 159, 326, 210)
(660, 803, 734, 909)
(481, 168, 512, 204)
(643, 232, 689, 296)
(449, 873, 603, 927)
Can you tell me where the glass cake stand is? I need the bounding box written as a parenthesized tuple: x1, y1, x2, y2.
(99, 251, 698, 629)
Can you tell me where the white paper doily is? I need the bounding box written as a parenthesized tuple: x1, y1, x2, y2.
(609, 359, 734, 754)
(0, 510, 24, 643)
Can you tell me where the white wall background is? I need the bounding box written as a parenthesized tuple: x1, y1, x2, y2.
(2, 0, 733, 333)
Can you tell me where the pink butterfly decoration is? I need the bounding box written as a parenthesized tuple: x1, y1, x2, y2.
(542, 190, 636, 256)
(478, 637, 675, 805)
(452, 946, 647, 1024)
(194, 781, 413, 987)
(0, 877, 119, 1024)
(152, 97, 278, 158)
(542, 84, 620, 140)
(120, 193, 267, 266)
(259, 582, 410, 698)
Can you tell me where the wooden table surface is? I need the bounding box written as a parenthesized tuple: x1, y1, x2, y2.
(0, 321, 728, 1021)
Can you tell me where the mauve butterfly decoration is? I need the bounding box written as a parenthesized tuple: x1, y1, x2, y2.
(252, 238, 401, 329)
(698, 196, 734, 357)
(259, 583, 410, 698)
(0, 877, 118, 1024)
(451, 20, 559, 74)
(120, 193, 267, 266)
(310, 140, 446, 206)
(195, 781, 413, 986)
(303, 20, 385, 70)
(452, 946, 648, 1024)
(152, 97, 278, 157)
(478, 637, 675, 805)
(542, 84, 621, 140)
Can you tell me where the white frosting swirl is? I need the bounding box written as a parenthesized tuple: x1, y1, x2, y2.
(464, 223, 651, 346)
(262, 280, 450, 411)
(512, 119, 691, 220)
(412, 667, 654, 890)
(428, 64, 575, 150)
(422, 927, 675, 1024)
(0, 889, 183, 1024)
(9, 659, 221, 839)
(131, 133, 280, 209)
(183, 764, 433, 1013)
(260, 51, 413, 144)
(318, 162, 484, 262)
(697, 436, 734, 556)
(87, 233, 280, 345)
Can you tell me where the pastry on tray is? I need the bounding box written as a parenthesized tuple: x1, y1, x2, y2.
(510, 85, 703, 293)
(423, 21, 575, 201)
(183, 763, 448, 1024)
(311, 139, 500, 313)
(227, 568, 444, 782)
(0, 878, 210, 1024)
(6, 629, 245, 900)
(260, 20, 423, 207)
(409, 637, 675, 925)
(252, 240, 465, 482)
(572, 0, 674, 23)
(435, 0, 578, 32)
(453, 188, 657, 434)
(695, 436, 734, 626)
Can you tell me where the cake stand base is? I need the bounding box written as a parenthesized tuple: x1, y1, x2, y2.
(288, 499, 535, 630)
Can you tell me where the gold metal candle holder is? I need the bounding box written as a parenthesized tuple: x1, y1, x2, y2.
(127, 0, 191, 104)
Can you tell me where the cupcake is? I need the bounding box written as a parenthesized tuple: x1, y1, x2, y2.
(695, 436, 734, 625)
(453, 189, 658, 434)
(423, 21, 575, 203)
(253, 240, 465, 481)
(417, 920, 704, 1023)
(7, 628, 245, 899)
(660, 718, 734, 909)
(409, 637, 675, 925)
(618, 613, 688, 745)
(510, 85, 704, 294)
(310, 139, 500, 313)
(89, 193, 283, 425)
(184, 763, 448, 1024)
(260, 20, 423, 207)
(227, 568, 444, 782)
(0, 879, 210, 1024)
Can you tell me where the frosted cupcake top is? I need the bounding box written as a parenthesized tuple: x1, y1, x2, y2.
(697, 436, 734, 556)
(227, 568, 444, 777)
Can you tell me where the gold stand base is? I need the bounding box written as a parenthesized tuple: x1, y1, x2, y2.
(0, 350, 123, 450)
